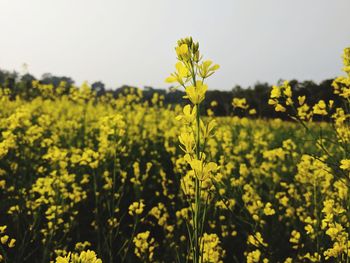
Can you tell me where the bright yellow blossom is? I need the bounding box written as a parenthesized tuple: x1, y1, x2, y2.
(184, 81, 208, 105)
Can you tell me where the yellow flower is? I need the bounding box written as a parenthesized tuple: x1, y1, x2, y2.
(246, 249, 261, 263)
(247, 232, 267, 247)
(270, 85, 281, 99)
(75, 241, 91, 251)
(312, 100, 327, 115)
(175, 104, 196, 124)
(297, 103, 311, 120)
(56, 256, 69, 263)
(8, 238, 15, 248)
(210, 100, 218, 107)
(165, 62, 189, 85)
(305, 224, 314, 235)
(179, 132, 195, 154)
(283, 85, 292, 98)
(79, 250, 102, 263)
(186, 158, 218, 180)
(200, 233, 225, 263)
(0, 226, 7, 234)
(232, 98, 249, 109)
(0, 235, 8, 245)
(325, 223, 343, 240)
(198, 60, 220, 79)
(289, 230, 300, 247)
(342, 47, 350, 75)
(298, 96, 306, 105)
(263, 202, 275, 216)
(340, 159, 350, 170)
(275, 104, 286, 112)
(128, 200, 145, 216)
(249, 109, 257, 115)
(176, 43, 189, 58)
(268, 99, 277, 105)
(55, 250, 101, 263)
(133, 231, 155, 261)
(184, 81, 208, 104)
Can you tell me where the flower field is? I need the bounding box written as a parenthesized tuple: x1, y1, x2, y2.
(0, 40, 349, 263)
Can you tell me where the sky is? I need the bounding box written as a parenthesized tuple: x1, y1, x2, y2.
(0, 0, 349, 90)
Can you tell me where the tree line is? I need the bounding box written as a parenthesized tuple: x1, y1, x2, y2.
(0, 68, 339, 119)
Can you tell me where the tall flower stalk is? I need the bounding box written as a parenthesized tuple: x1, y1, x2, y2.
(166, 37, 220, 263)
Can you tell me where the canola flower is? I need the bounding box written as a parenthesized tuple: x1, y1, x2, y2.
(55, 250, 102, 263)
(166, 37, 220, 263)
(128, 200, 145, 216)
(133, 231, 155, 262)
(0, 40, 349, 263)
(267, 46, 350, 261)
(199, 233, 225, 263)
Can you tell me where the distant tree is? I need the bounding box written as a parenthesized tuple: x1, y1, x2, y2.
(18, 73, 37, 98)
(251, 82, 271, 118)
(40, 73, 74, 87)
(4, 71, 18, 95)
(21, 73, 36, 83)
(92, 81, 106, 96)
(0, 69, 5, 85)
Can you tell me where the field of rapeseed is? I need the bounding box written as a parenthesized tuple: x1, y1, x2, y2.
(0, 39, 349, 263)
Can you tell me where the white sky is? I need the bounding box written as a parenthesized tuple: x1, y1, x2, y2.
(0, 0, 349, 90)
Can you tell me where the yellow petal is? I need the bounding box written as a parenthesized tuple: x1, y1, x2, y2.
(165, 76, 177, 83)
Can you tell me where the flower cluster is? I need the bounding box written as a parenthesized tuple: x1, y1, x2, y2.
(0, 39, 349, 263)
(55, 250, 102, 263)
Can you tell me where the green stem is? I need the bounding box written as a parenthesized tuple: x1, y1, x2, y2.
(120, 218, 138, 263)
(0, 243, 8, 263)
(313, 178, 320, 257)
(93, 169, 101, 255)
(193, 103, 201, 263)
